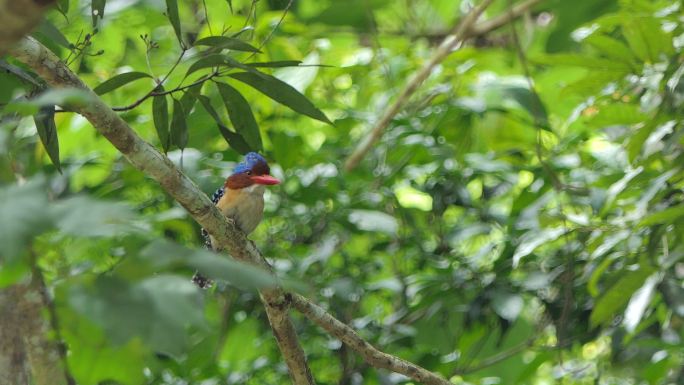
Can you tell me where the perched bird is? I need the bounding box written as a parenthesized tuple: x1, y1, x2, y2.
(193, 152, 280, 288)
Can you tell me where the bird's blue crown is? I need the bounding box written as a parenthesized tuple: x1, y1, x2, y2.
(233, 152, 267, 174)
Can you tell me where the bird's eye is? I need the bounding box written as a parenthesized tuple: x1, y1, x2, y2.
(246, 170, 252, 176)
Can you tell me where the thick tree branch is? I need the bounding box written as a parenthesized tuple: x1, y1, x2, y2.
(9, 36, 315, 385)
(0, 0, 54, 56)
(291, 294, 451, 385)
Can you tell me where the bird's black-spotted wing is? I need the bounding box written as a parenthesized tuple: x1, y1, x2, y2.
(194, 186, 225, 289)
(201, 187, 225, 249)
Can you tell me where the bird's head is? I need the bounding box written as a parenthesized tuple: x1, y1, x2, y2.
(225, 152, 280, 190)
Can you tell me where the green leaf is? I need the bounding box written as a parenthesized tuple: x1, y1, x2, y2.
(590, 266, 655, 327)
(229, 72, 332, 124)
(52, 196, 134, 237)
(500, 85, 549, 128)
(638, 205, 684, 227)
(185, 54, 259, 77)
(37, 20, 70, 48)
(68, 275, 204, 357)
(91, 0, 106, 27)
(194, 36, 261, 53)
(152, 86, 170, 152)
(4, 88, 91, 115)
(196, 95, 253, 154)
(247, 60, 303, 68)
(584, 33, 635, 64)
(165, 0, 183, 46)
(171, 98, 188, 150)
(33, 106, 61, 172)
(621, 16, 673, 63)
(215, 82, 262, 150)
(0, 179, 52, 260)
(56, 0, 69, 17)
(93, 72, 151, 95)
(217, 124, 252, 154)
(139, 240, 290, 291)
(531, 53, 632, 72)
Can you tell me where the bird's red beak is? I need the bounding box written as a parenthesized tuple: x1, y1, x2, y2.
(251, 175, 281, 185)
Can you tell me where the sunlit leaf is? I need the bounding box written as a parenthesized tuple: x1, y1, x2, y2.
(348, 210, 398, 235)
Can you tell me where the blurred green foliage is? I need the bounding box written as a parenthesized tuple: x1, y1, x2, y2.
(1, 0, 684, 384)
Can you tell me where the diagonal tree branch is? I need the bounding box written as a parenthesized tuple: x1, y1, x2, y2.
(0, 0, 54, 56)
(290, 294, 452, 385)
(342, 0, 551, 172)
(343, 0, 495, 172)
(8, 36, 316, 385)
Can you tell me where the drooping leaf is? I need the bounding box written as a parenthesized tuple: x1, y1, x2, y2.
(194, 36, 261, 53)
(170, 98, 188, 150)
(93, 72, 151, 95)
(229, 72, 332, 124)
(33, 106, 61, 172)
(165, 0, 183, 46)
(36, 20, 71, 48)
(217, 124, 252, 154)
(91, 0, 106, 27)
(152, 86, 170, 152)
(215, 82, 262, 150)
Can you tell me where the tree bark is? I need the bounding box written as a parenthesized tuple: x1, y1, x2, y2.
(0, 279, 69, 385)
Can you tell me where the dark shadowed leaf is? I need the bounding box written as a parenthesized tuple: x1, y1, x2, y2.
(165, 0, 183, 45)
(194, 36, 261, 53)
(217, 124, 251, 154)
(215, 82, 262, 150)
(152, 86, 170, 152)
(229, 72, 332, 124)
(91, 0, 106, 27)
(33, 106, 61, 172)
(93, 72, 151, 95)
(171, 99, 188, 150)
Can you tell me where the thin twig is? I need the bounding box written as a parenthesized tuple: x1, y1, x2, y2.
(245, 0, 294, 62)
(291, 294, 452, 385)
(343, 0, 496, 172)
(467, 0, 543, 37)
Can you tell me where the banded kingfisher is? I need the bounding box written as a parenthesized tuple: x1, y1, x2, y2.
(193, 152, 280, 288)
